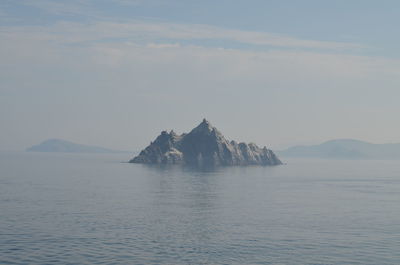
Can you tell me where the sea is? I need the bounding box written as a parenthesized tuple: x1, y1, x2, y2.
(1, 151, 399, 264)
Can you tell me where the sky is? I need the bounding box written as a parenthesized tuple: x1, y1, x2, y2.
(1, 0, 400, 151)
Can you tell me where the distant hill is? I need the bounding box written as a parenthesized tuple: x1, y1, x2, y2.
(27, 139, 127, 153)
(277, 139, 400, 159)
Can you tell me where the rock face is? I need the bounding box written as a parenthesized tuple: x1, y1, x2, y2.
(130, 119, 282, 167)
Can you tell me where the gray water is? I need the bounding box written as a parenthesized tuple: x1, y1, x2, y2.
(1, 152, 400, 264)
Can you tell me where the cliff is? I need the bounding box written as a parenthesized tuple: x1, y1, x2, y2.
(130, 119, 282, 167)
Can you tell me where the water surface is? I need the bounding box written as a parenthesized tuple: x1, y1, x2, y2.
(1, 152, 399, 264)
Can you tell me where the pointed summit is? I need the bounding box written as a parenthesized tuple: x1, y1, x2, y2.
(201, 118, 211, 127)
(190, 118, 214, 135)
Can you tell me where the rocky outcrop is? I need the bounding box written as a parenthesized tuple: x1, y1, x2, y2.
(130, 119, 282, 167)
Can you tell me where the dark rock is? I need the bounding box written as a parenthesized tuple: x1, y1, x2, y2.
(130, 119, 282, 167)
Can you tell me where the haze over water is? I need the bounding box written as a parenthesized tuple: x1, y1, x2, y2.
(2, 1, 400, 264)
(1, 152, 399, 264)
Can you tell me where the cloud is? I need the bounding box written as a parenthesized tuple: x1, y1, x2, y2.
(2, 18, 400, 151)
(0, 19, 396, 81)
(110, 0, 167, 6)
(1, 0, 366, 51)
(1, 23, 398, 92)
(146, 42, 181, 49)
(81, 21, 364, 50)
(4, 0, 366, 51)
(0, 13, 366, 51)
(19, 0, 93, 16)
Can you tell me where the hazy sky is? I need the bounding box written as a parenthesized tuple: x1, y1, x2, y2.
(1, 0, 400, 151)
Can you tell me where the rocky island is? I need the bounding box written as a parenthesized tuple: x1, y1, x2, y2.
(130, 119, 282, 167)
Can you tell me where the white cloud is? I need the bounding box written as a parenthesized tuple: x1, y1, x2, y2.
(19, 0, 93, 16)
(146, 42, 181, 49)
(0, 20, 398, 88)
(93, 21, 365, 50)
(0, 20, 365, 51)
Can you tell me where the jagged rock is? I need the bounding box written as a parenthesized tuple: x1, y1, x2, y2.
(130, 119, 282, 167)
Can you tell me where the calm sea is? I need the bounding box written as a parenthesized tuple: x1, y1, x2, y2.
(1, 151, 399, 264)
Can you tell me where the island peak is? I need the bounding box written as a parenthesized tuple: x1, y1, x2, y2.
(130, 120, 282, 167)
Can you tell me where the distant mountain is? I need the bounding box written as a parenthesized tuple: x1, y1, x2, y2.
(130, 119, 282, 167)
(278, 139, 400, 159)
(27, 139, 126, 153)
